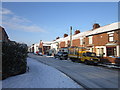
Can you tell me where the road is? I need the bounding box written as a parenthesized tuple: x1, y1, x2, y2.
(28, 53, 119, 89)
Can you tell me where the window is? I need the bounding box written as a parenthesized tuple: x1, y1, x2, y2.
(107, 47, 116, 56)
(80, 38, 83, 45)
(65, 40, 68, 47)
(89, 36, 93, 44)
(108, 33, 114, 42)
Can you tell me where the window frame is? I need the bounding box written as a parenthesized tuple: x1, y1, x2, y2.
(108, 33, 114, 42)
(88, 36, 93, 44)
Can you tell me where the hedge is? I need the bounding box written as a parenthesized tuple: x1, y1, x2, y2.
(2, 41, 28, 80)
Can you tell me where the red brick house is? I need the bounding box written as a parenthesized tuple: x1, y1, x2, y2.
(38, 40, 53, 55)
(55, 22, 120, 64)
(85, 22, 120, 58)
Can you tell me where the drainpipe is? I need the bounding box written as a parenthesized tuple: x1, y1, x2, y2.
(118, 30, 120, 57)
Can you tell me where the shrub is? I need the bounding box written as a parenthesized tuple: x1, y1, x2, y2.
(2, 41, 28, 80)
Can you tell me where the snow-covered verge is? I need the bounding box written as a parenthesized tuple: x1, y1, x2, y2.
(2, 58, 82, 88)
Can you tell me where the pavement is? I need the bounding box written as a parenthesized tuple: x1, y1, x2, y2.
(2, 58, 81, 88)
(28, 53, 120, 89)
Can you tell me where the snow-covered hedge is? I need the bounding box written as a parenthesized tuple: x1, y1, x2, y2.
(2, 41, 28, 80)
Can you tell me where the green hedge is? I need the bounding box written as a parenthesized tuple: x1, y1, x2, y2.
(2, 41, 28, 80)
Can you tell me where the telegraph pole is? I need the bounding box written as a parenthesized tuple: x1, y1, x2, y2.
(70, 26, 72, 47)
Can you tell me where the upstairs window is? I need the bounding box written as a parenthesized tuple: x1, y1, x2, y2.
(80, 38, 83, 45)
(108, 33, 114, 42)
(89, 36, 93, 44)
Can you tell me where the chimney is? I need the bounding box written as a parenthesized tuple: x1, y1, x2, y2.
(74, 30, 80, 35)
(93, 23, 100, 30)
(56, 37, 60, 40)
(64, 34, 68, 38)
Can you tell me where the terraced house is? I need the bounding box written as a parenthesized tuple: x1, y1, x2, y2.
(54, 22, 120, 63)
(0, 26, 9, 80)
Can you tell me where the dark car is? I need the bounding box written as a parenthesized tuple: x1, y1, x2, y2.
(54, 52, 68, 60)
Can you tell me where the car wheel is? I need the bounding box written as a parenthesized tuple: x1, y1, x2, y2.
(77, 60, 82, 63)
(65, 58, 67, 60)
(94, 63, 98, 66)
(60, 57, 62, 60)
(71, 58, 75, 62)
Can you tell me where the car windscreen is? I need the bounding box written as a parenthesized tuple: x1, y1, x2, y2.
(86, 52, 96, 57)
(62, 52, 68, 54)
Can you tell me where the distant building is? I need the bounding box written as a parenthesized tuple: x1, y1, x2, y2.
(33, 43, 39, 54)
(28, 43, 39, 54)
(39, 41, 54, 55)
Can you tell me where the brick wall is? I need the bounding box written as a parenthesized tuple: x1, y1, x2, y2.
(60, 41, 65, 48)
(0, 42, 2, 80)
(93, 33, 108, 46)
(85, 30, 120, 46)
(84, 37, 89, 47)
(119, 30, 120, 45)
(117, 29, 120, 45)
(72, 39, 80, 46)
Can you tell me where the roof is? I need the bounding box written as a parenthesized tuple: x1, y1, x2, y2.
(41, 41, 53, 46)
(72, 30, 91, 39)
(53, 22, 120, 42)
(86, 22, 120, 36)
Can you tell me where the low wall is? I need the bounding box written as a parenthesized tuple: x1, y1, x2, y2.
(100, 56, 120, 65)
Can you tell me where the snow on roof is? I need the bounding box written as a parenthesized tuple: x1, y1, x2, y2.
(42, 41, 53, 43)
(86, 22, 120, 36)
(42, 41, 53, 46)
(53, 22, 120, 42)
(34, 43, 39, 45)
(72, 30, 92, 40)
(53, 37, 64, 42)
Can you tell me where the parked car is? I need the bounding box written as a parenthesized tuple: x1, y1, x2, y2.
(38, 52, 43, 56)
(68, 47, 100, 65)
(54, 52, 68, 60)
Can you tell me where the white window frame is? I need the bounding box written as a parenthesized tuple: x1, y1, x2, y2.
(80, 37, 83, 45)
(108, 33, 114, 42)
(89, 36, 93, 44)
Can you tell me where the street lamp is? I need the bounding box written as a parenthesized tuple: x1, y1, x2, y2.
(70, 26, 72, 47)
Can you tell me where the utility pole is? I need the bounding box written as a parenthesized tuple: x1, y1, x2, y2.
(70, 26, 72, 47)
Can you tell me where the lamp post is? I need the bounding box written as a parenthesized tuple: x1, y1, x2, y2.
(70, 26, 72, 47)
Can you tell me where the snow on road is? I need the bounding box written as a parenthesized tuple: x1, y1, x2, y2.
(2, 58, 82, 88)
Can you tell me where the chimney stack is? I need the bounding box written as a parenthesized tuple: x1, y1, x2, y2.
(56, 37, 60, 40)
(93, 23, 100, 30)
(74, 30, 80, 35)
(64, 34, 68, 38)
